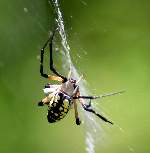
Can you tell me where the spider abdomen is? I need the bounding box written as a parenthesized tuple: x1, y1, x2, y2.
(47, 93, 71, 123)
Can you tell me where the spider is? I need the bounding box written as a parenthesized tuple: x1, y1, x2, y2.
(38, 30, 119, 125)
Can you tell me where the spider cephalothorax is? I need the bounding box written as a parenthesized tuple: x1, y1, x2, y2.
(38, 30, 123, 125)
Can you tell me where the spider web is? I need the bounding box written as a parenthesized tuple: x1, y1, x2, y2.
(22, 0, 135, 152)
(49, 0, 105, 153)
(47, 1, 135, 153)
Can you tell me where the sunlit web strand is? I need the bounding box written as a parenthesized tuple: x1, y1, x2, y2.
(49, 1, 104, 153)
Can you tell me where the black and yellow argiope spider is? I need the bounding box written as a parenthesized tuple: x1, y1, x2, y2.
(38, 30, 123, 125)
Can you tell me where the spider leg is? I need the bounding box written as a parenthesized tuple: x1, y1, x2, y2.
(40, 30, 67, 82)
(73, 99, 81, 125)
(67, 65, 72, 79)
(76, 91, 114, 124)
(38, 94, 54, 106)
(49, 31, 67, 82)
(40, 38, 51, 78)
(81, 104, 113, 124)
(38, 96, 50, 106)
(73, 96, 100, 100)
(73, 90, 125, 100)
(71, 86, 81, 125)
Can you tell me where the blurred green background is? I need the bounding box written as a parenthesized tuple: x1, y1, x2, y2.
(0, 0, 150, 153)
